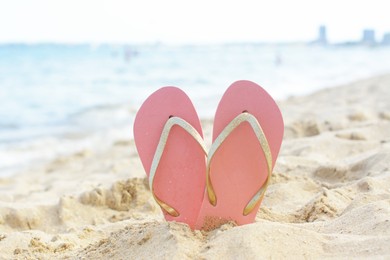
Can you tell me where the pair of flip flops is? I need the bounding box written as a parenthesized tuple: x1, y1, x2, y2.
(134, 80, 284, 230)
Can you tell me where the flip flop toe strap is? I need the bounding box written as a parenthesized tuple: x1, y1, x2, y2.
(149, 116, 207, 217)
(206, 112, 273, 216)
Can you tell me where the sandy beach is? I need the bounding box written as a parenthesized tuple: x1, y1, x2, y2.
(1, 74, 390, 259)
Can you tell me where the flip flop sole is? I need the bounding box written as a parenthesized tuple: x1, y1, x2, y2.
(196, 80, 284, 230)
(134, 87, 206, 228)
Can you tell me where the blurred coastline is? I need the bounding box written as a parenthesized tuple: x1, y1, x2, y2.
(1, 43, 390, 175)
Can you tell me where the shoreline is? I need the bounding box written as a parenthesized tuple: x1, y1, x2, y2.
(1, 74, 390, 258)
(2, 72, 390, 179)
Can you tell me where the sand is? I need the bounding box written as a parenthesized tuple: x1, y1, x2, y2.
(1, 74, 390, 259)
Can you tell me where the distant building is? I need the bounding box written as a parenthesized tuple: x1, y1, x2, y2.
(383, 32, 390, 45)
(361, 29, 376, 45)
(316, 25, 328, 45)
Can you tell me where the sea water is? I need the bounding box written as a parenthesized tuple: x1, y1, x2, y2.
(1, 43, 390, 175)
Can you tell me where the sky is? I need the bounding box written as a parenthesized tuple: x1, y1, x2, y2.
(1, 0, 389, 44)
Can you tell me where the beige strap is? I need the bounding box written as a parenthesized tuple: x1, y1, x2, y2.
(206, 112, 273, 216)
(149, 116, 207, 217)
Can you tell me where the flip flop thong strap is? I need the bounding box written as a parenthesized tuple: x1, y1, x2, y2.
(149, 116, 207, 217)
(206, 112, 273, 216)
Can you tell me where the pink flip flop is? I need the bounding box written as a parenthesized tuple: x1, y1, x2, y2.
(196, 80, 284, 230)
(134, 87, 207, 229)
